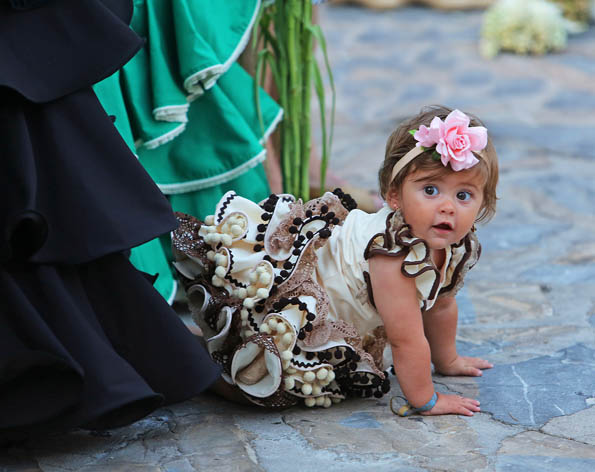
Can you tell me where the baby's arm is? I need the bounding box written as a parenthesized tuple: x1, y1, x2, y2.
(423, 296, 493, 377)
(369, 254, 480, 416)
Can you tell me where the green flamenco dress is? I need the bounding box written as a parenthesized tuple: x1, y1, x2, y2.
(94, 0, 282, 302)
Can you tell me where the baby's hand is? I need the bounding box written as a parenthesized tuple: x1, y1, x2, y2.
(421, 392, 480, 417)
(435, 355, 493, 377)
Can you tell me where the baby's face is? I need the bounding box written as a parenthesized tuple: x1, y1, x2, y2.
(387, 167, 484, 250)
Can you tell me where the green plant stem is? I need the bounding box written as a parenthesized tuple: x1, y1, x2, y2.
(286, 0, 302, 197)
(273, 4, 291, 194)
(300, 2, 313, 200)
(257, 1, 335, 200)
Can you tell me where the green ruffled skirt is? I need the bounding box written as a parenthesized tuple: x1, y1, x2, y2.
(94, 0, 281, 302)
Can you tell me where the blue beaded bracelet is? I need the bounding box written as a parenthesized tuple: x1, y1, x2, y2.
(391, 392, 438, 417)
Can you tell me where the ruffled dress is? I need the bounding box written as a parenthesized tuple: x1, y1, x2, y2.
(172, 191, 481, 408)
(93, 0, 282, 302)
(0, 0, 219, 438)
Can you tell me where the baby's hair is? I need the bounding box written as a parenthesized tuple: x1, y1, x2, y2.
(378, 105, 499, 223)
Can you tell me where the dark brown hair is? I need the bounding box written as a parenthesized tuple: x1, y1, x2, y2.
(378, 105, 499, 223)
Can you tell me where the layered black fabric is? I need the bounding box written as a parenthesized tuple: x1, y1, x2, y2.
(0, 0, 142, 103)
(0, 0, 220, 438)
(0, 87, 179, 264)
(1, 254, 220, 436)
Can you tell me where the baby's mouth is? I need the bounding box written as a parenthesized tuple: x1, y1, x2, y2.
(433, 222, 453, 231)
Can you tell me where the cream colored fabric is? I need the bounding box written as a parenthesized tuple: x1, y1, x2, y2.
(173, 192, 479, 407)
(315, 205, 479, 335)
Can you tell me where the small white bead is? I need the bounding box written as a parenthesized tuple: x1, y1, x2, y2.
(237, 288, 247, 299)
(268, 318, 278, 329)
(215, 253, 227, 265)
(312, 384, 322, 396)
(247, 286, 257, 297)
(256, 266, 266, 274)
(256, 288, 269, 299)
(249, 272, 258, 283)
(211, 276, 223, 287)
(240, 309, 249, 320)
(287, 368, 297, 374)
(214, 266, 227, 278)
(282, 359, 291, 370)
(205, 215, 215, 225)
(244, 329, 254, 337)
(304, 397, 316, 407)
(282, 333, 293, 344)
(243, 298, 255, 308)
(301, 383, 313, 395)
(327, 371, 336, 382)
(315, 396, 325, 406)
(332, 397, 341, 404)
(260, 323, 271, 334)
(221, 234, 233, 247)
(284, 377, 295, 390)
(206, 251, 216, 261)
(231, 224, 243, 236)
(206, 225, 216, 234)
(323, 397, 332, 408)
(275, 322, 287, 334)
(304, 371, 316, 383)
(316, 368, 328, 380)
(281, 350, 293, 361)
(259, 272, 272, 285)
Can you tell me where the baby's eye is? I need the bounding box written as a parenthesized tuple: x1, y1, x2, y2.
(457, 191, 472, 201)
(423, 185, 438, 196)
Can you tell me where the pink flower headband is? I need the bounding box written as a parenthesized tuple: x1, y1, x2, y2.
(390, 109, 488, 183)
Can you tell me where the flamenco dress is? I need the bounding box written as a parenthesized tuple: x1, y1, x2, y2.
(93, 0, 282, 302)
(0, 0, 220, 438)
(172, 191, 481, 408)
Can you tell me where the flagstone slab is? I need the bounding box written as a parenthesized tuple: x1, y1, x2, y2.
(479, 345, 595, 426)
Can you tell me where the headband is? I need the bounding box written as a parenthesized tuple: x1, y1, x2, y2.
(390, 109, 488, 184)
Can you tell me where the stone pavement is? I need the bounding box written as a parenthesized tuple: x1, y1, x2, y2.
(3, 4, 595, 471)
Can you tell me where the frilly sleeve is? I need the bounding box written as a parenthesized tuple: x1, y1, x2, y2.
(364, 210, 481, 311)
(438, 229, 481, 298)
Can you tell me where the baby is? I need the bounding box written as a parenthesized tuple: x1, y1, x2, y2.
(172, 105, 498, 415)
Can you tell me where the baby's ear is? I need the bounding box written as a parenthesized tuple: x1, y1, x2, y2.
(386, 188, 400, 211)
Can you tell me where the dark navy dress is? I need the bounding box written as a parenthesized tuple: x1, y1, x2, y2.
(0, 0, 220, 438)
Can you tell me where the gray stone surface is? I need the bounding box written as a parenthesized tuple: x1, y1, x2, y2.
(3, 4, 595, 471)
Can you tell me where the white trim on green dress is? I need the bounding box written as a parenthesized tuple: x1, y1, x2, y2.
(153, 104, 190, 123)
(182, 0, 261, 96)
(166, 279, 178, 305)
(155, 106, 283, 194)
(260, 107, 284, 145)
(143, 122, 186, 150)
(157, 149, 266, 194)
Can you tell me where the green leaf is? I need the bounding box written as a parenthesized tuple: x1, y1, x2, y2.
(305, 22, 335, 192)
(431, 150, 441, 161)
(254, 50, 266, 138)
(313, 59, 328, 193)
(252, 2, 266, 53)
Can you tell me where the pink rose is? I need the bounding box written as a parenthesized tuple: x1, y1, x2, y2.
(413, 109, 488, 171)
(413, 120, 440, 148)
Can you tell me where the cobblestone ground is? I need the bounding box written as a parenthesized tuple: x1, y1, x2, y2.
(3, 4, 595, 472)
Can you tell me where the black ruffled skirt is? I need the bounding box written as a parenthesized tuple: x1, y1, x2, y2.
(0, 0, 220, 438)
(1, 253, 220, 436)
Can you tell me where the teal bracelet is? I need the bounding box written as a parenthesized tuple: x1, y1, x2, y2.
(391, 392, 438, 417)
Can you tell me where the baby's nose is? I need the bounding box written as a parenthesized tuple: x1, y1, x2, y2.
(439, 198, 455, 214)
